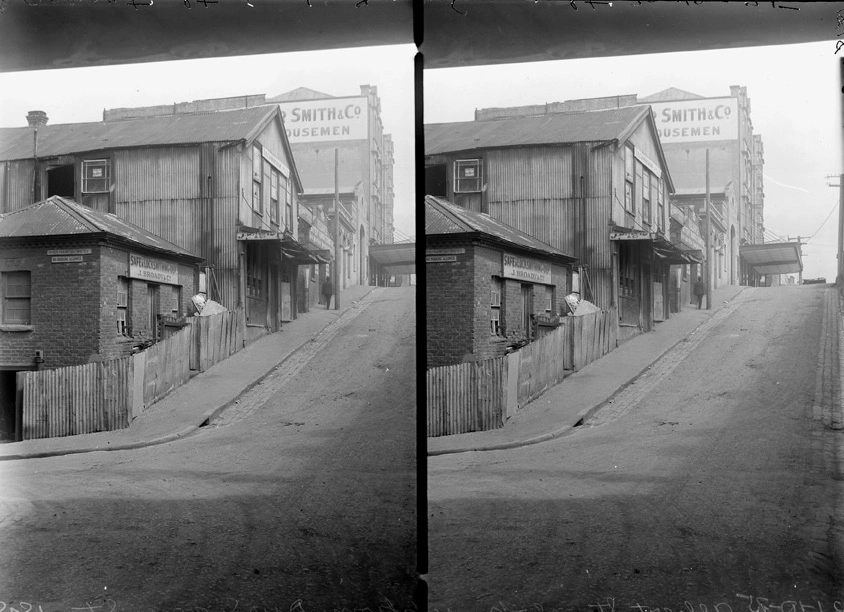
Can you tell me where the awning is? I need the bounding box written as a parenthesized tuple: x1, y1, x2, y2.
(370, 241, 416, 274)
(740, 242, 803, 275)
(280, 235, 323, 264)
(610, 228, 693, 265)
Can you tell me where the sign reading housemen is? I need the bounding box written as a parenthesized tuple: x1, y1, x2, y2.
(502, 253, 552, 284)
(277, 97, 369, 143)
(649, 98, 739, 143)
(129, 254, 179, 285)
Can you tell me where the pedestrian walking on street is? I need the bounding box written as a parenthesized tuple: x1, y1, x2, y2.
(693, 276, 705, 309)
(322, 275, 334, 309)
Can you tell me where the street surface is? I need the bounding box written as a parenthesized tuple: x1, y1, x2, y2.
(429, 285, 844, 611)
(0, 287, 417, 611)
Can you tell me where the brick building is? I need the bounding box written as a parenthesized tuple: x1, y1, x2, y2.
(426, 196, 576, 369)
(0, 196, 201, 440)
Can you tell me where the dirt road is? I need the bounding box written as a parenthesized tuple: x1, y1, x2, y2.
(428, 285, 844, 611)
(0, 286, 417, 612)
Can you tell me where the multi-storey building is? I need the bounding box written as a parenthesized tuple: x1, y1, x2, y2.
(268, 85, 396, 287)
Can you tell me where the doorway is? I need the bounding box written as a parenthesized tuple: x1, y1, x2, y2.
(521, 284, 533, 340)
(47, 165, 75, 198)
(0, 370, 19, 441)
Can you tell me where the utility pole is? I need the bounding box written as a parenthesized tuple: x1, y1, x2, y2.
(334, 148, 341, 310)
(705, 149, 712, 310)
(830, 174, 844, 285)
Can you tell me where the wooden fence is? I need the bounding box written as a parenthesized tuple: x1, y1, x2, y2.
(426, 307, 618, 437)
(19, 308, 247, 440)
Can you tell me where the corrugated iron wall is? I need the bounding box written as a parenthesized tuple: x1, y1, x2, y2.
(21, 358, 132, 440)
(586, 144, 617, 310)
(1, 159, 36, 213)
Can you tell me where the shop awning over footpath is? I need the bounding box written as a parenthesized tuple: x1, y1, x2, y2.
(609, 228, 697, 265)
(740, 241, 803, 275)
(369, 241, 416, 275)
(236, 229, 327, 265)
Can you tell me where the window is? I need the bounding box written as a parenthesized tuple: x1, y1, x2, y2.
(642, 170, 651, 225)
(618, 248, 637, 299)
(2, 271, 31, 325)
(270, 169, 280, 224)
(252, 145, 263, 215)
(624, 146, 634, 214)
(454, 159, 482, 193)
(117, 276, 129, 335)
(545, 286, 553, 313)
(246, 248, 264, 298)
(657, 179, 665, 233)
(634, 161, 643, 217)
(490, 276, 502, 335)
(82, 159, 110, 194)
(170, 285, 181, 316)
(284, 176, 294, 231)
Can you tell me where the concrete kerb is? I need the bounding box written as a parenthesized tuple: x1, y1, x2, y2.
(1, 291, 373, 462)
(428, 287, 748, 457)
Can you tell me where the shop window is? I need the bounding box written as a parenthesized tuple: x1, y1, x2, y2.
(2, 271, 31, 325)
(454, 159, 482, 193)
(82, 159, 110, 194)
(117, 276, 129, 335)
(252, 145, 263, 215)
(246, 248, 264, 298)
(490, 276, 502, 335)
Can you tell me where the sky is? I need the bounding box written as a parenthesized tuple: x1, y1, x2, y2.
(425, 41, 843, 282)
(0, 44, 417, 239)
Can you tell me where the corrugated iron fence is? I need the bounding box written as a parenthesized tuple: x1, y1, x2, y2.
(19, 308, 247, 440)
(427, 307, 618, 437)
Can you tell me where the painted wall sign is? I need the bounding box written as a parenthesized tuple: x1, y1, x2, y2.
(129, 254, 179, 285)
(502, 253, 552, 284)
(649, 98, 738, 143)
(609, 230, 652, 241)
(236, 231, 281, 241)
(426, 255, 457, 263)
(426, 248, 466, 255)
(277, 97, 368, 143)
(633, 147, 662, 179)
(48, 248, 92, 256)
(52, 256, 83, 263)
(261, 148, 290, 178)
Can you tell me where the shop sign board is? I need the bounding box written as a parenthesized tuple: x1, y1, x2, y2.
(426, 256, 457, 263)
(277, 97, 368, 143)
(426, 248, 465, 255)
(129, 254, 179, 285)
(261, 148, 290, 178)
(649, 97, 738, 143)
(502, 253, 552, 284)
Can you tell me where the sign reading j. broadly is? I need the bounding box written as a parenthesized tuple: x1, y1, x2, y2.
(648, 97, 738, 144)
(277, 97, 369, 143)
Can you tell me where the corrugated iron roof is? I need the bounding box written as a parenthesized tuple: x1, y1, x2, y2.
(0, 196, 201, 259)
(425, 106, 649, 155)
(0, 106, 276, 161)
(425, 195, 575, 261)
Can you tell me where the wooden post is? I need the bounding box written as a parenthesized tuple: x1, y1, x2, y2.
(334, 148, 341, 310)
(705, 149, 712, 310)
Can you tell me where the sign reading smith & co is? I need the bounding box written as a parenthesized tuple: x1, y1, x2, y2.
(502, 253, 552, 284)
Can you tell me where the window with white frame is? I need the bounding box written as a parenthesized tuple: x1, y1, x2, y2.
(171, 285, 181, 316)
(117, 276, 129, 335)
(252, 145, 263, 215)
(624, 146, 634, 214)
(490, 276, 502, 335)
(82, 159, 110, 194)
(657, 178, 665, 233)
(285, 177, 293, 231)
(2, 271, 31, 325)
(270, 169, 280, 224)
(545, 285, 553, 313)
(642, 169, 651, 225)
(454, 159, 482, 193)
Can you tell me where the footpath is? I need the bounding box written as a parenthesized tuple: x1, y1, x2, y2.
(428, 283, 748, 456)
(0, 284, 375, 461)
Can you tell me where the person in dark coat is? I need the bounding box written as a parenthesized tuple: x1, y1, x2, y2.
(693, 276, 706, 309)
(322, 275, 334, 309)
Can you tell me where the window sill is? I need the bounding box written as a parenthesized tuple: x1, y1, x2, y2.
(0, 324, 33, 332)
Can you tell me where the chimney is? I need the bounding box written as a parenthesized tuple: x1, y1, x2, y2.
(26, 110, 48, 127)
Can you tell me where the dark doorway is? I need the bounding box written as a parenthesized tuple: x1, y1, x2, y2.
(47, 165, 75, 198)
(425, 164, 447, 197)
(0, 370, 19, 441)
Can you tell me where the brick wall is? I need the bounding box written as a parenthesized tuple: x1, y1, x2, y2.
(0, 241, 102, 369)
(472, 245, 508, 362)
(425, 240, 475, 369)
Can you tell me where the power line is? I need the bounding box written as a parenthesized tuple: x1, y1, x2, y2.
(807, 199, 840, 240)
